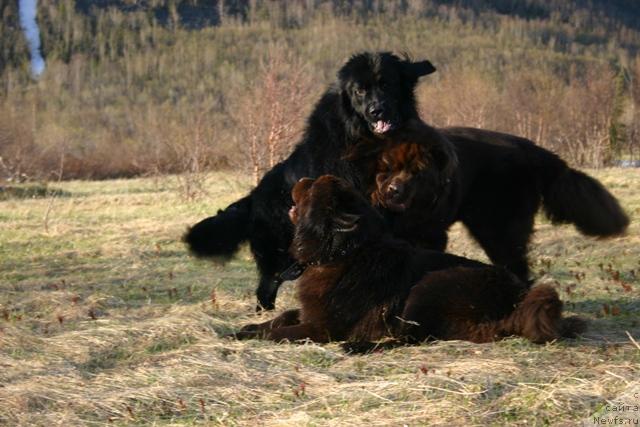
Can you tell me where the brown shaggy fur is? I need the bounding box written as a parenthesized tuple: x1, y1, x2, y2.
(229, 175, 585, 347)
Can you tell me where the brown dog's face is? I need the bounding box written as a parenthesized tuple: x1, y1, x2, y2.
(289, 175, 384, 264)
(372, 143, 432, 212)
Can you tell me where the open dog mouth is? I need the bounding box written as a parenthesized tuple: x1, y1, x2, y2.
(371, 120, 395, 134)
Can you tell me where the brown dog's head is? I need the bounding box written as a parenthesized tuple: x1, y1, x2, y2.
(372, 142, 446, 212)
(289, 175, 385, 264)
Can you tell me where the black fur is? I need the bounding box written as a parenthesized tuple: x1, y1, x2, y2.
(186, 52, 628, 309)
(541, 168, 629, 236)
(374, 126, 629, 281)
(442, 128, 629, 277)
(184, 196, 251, 259)
(184, 52, 438, 310)
(227, 176, 584, 348)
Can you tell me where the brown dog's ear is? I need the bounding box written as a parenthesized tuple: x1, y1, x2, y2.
(333, 212, 361, 233)
(403, 59, 436, 80)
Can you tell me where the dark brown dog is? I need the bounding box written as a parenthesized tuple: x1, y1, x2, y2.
(229, 175, 583, 347)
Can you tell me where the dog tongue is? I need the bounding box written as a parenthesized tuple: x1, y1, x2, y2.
(374, 120, 392, 133)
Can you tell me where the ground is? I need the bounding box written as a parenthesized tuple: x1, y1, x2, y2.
(0, 169, 639, 426)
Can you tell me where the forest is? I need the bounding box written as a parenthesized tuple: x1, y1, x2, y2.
(1, 0, 640, 181)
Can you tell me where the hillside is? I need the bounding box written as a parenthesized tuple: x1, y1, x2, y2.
(1, 0, 639, 180)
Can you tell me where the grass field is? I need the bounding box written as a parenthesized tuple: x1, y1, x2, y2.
(1, 169, 639, 426)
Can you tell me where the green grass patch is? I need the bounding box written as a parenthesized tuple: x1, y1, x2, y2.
(0, 170, 639, 425)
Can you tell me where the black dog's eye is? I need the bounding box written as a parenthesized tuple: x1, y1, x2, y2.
(355, 88, 366, 97)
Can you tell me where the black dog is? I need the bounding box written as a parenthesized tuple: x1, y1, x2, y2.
(373, 127, 630, 281)
(228, 175, 584, 347)
(186, 52, 628, 309)
(185, 52, 447, 310)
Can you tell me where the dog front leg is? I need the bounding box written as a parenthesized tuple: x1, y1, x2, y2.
(231, 309, 301, 340)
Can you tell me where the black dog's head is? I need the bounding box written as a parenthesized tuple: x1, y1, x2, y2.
(289, 175, 385, 264)
(337, 52, 436, 138)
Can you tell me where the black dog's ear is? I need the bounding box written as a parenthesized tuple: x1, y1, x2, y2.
(430, 135, 459, 179)
(403, 60, 436, 80)
(333, 212, 361, 233)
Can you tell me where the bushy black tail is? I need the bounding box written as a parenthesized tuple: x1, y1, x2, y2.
(542, 167, 629, 236)
(183, 196, 251, 259)
(528, 144, 629, 237)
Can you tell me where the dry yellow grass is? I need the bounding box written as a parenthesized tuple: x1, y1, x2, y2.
(1, 169, 639, 426)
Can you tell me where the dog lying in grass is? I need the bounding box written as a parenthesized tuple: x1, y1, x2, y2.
(227, 175, 585, 347)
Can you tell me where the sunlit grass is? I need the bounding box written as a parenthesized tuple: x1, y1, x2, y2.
(0, 169, 638, 425)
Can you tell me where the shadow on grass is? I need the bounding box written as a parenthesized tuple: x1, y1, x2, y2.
(567, 297, 640, 318)
(0, 184, 72, 201)
(563, 297, 640, 344)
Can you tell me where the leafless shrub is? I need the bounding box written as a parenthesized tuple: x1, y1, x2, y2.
(233, 48, 313, 185)
(0, 107, 38, 182)
(43, 151, 65, 233)
(162, 110, 218, 200)
(419, 68, 500, 129)
(623, 58, 640, 161)
(500, 71, 565, 150)
(557, 66, 616, 167)
(418, 65, 620, 168)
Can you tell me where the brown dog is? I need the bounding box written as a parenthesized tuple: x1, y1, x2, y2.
(228, 175, 584, 347)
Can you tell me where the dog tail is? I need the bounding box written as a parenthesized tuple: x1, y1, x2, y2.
(533, 149, 629, 237)
(502, 285, 586, 343)
(183, 195, 251, 259)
